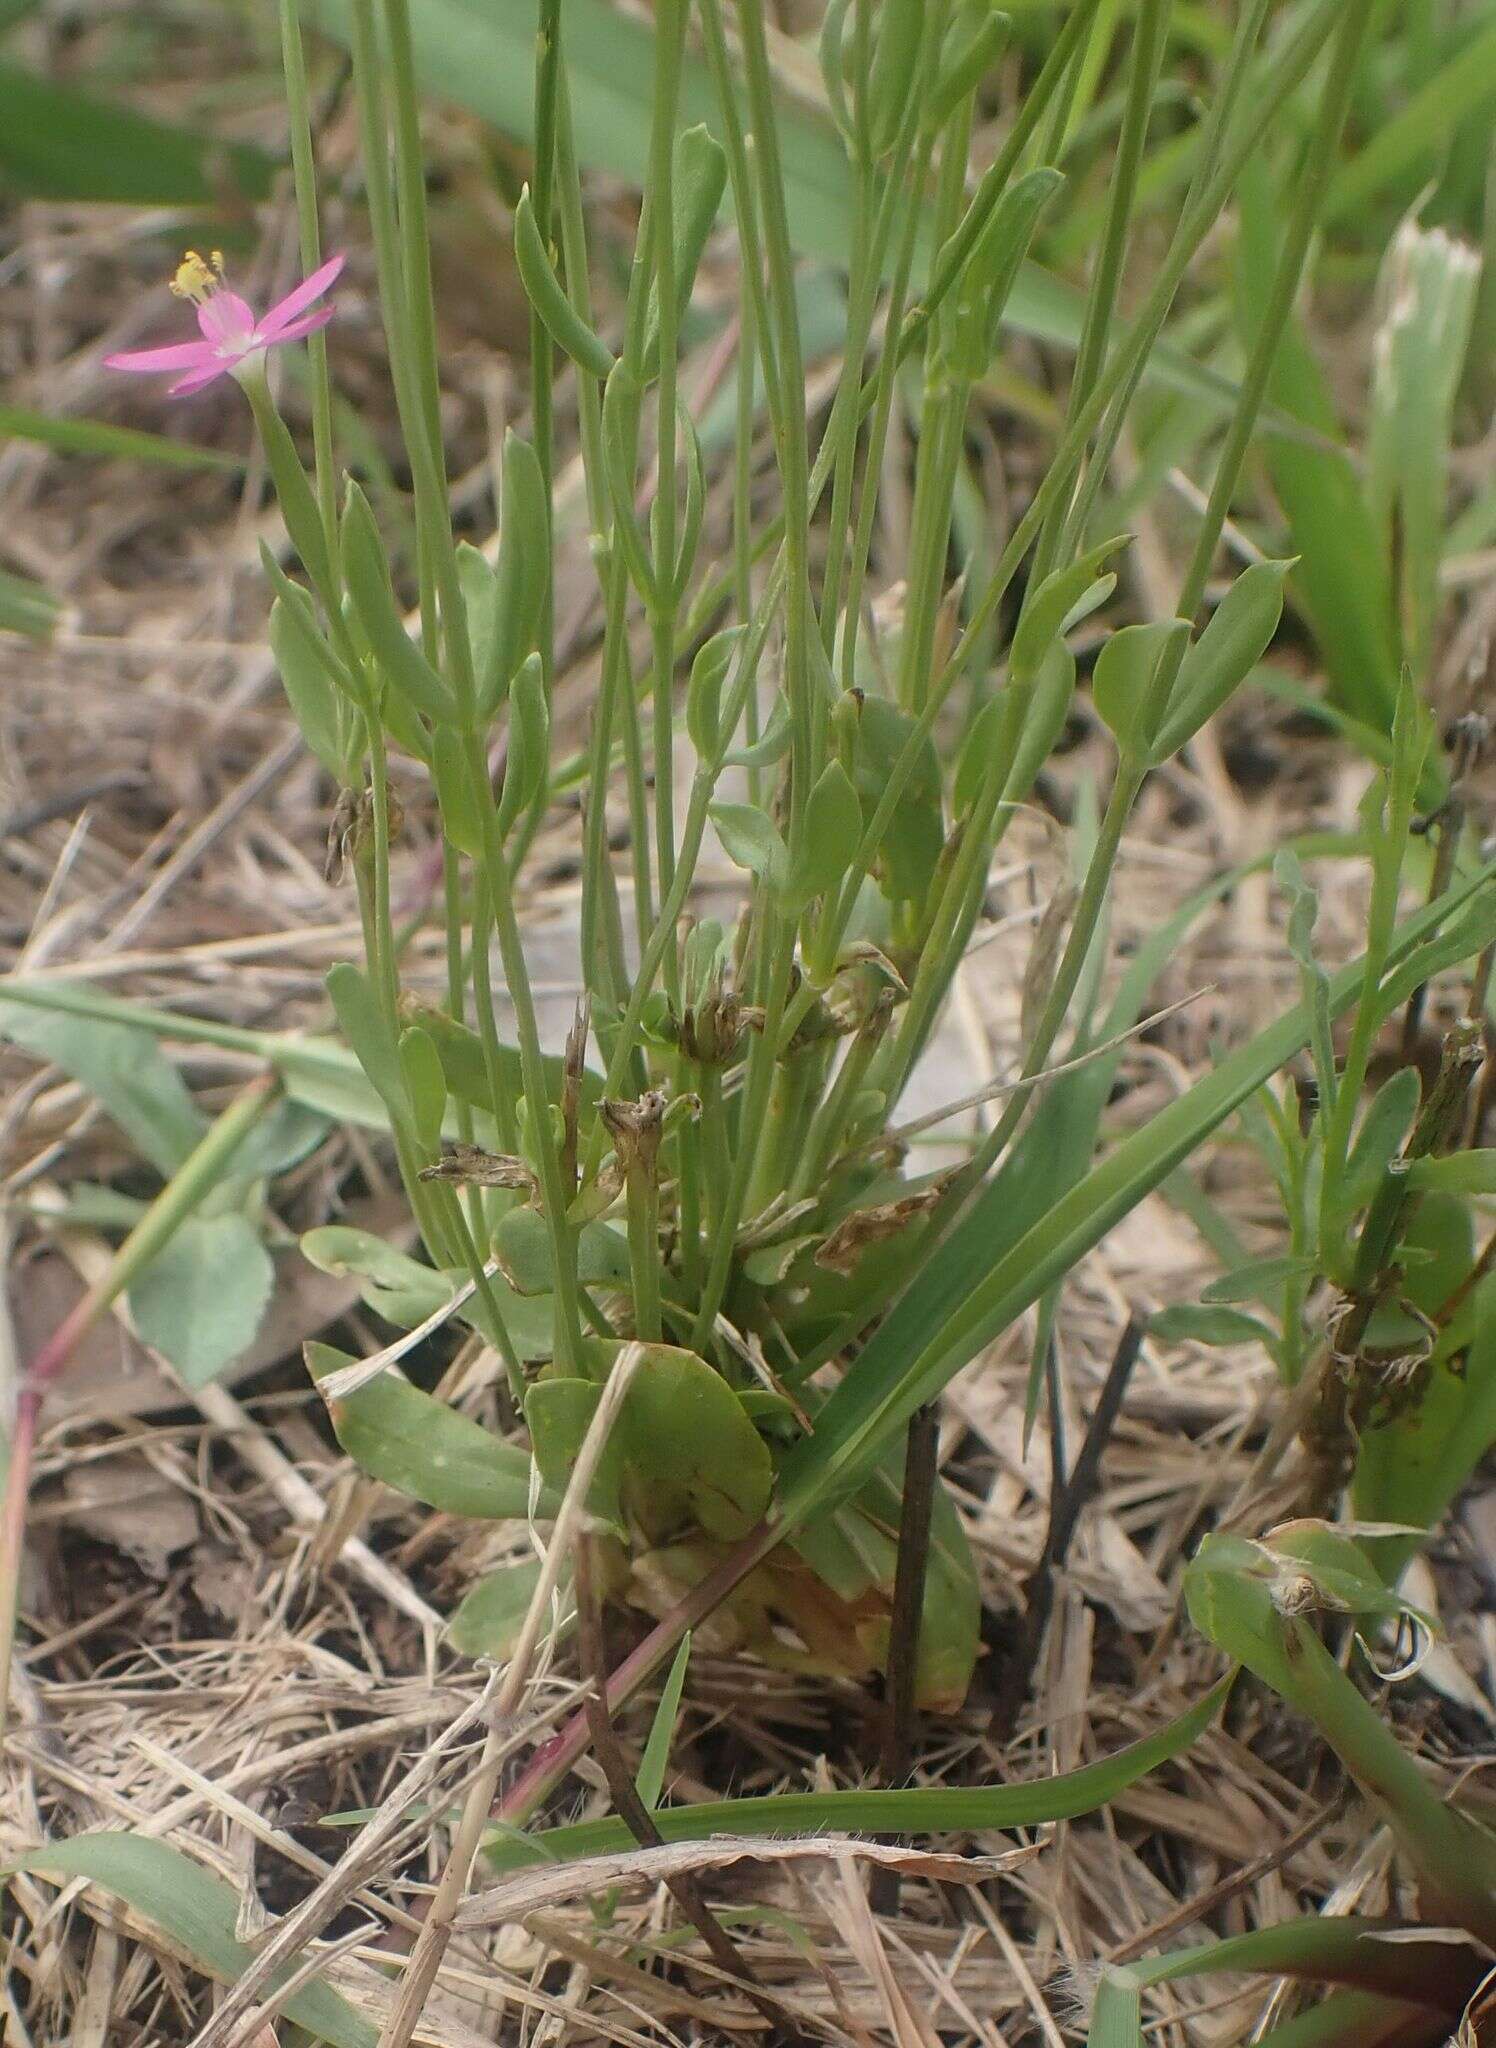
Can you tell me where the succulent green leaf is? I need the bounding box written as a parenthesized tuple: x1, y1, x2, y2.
(1151, 559, 1292, 764)
(788, 759, 862, 905)
(308, 1341, 540, 1518)
(513, 184, 616, 379)
(341, 483, 456, 723)
(484, 432, 549, 718)
(710, 801, 789, 887)
(1010, 535, 1127, 682)
(449, 1556, 565, 1660)
(1091, 618, 1188, 760)
(432, 724, 485, 858)
(270, 593, 352, 779)
(496, 653, 549, 834)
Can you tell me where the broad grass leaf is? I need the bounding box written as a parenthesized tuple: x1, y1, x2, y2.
(1150, 1304, 1275, 1349)
(8, 1834, 373, 2048)
(1235, 158, 1401, 732)
(485, 1677, 1230, 1869)
(1186, 1531, 1496, 1944)
(1323, 14, 1496, 224)
(0, 401, 242, 471)
(1355, 1274, 1496, 1578)
(0, 997, 207, 1178)
(1366, 222, 1480, 680)
(0, 59, 272, 203)
(1085, 1970, 1143, 2048)
(1091, 1922, 1482, 2046)
(129, 1213, 275, 1387)
(0, 566, 57, 640)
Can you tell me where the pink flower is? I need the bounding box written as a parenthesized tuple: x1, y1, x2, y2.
(105, 249, 345, 396)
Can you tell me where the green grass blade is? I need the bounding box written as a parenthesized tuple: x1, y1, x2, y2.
(0, 59, 273, 204)
(0, 566, 58, 640)
(1323, 15, 1496, 224)
(635, 1632, 692, 1811)
(1251, 1990, 1448, 2048)
(1234, 157, 1400, 731)
(7, 1835, 374, 2048)
(775, 857, 1496, 1528)
(486, 1676, 1229, 1871)
(0, 402, 243, 472)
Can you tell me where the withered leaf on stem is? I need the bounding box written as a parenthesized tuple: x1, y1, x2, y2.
(814, 1177, 951, 1275)
(419, 1145, 538, 1197)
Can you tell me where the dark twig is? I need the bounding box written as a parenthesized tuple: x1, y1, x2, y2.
(993, 1318, 1145, 1737)
(870, 1402, 941, 1914)
(573, 1539, 804, 2044)
(1104, 1793, 1343, 1967)
(1043, 1317, 1144, 1572)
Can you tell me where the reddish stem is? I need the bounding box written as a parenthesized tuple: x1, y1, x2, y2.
(497, 1518, 781, 1827)
(0, 1291, 97, 1740)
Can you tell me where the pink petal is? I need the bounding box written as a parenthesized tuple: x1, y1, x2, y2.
(197, 291, 257, 348)
(167, 360, 234, 397)
(255, 253, 347, 341)
(263, 306, 335, 348)
(104, 339, 219, 374)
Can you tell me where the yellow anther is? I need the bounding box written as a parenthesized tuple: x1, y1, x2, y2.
(169, 250, 223, 304)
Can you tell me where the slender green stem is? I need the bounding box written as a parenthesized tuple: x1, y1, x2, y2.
(688, 922, 798, 1350)
(464, 732, 584, 1370)
(647, 0, 688, 945)
(276, 0, 337, 550)
(1031, 0, 1172, 588)
(733, 0, 817, 833)
(350, 0, 476, 714)
(815, 0, 1344, 977)
(529, 0, 564, 690)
